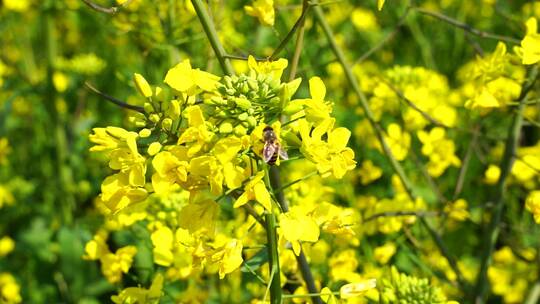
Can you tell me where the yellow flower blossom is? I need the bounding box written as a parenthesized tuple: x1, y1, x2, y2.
(374, 243, 396, 264)
(299, 119, 356, 179)
(515, 18, 540, 65)
(248, 55, 287, 80)
(3, 0, 30, 12)
(234, 171, 272, 210)
(279, 206, 320, 255)
(178, 105, 214, 157)
(444, 199, 470, 221)
(358, 160, 383, 185)
(293, 77, 333, 124)
(525, 191, 540, 223)
(99, 173, 148, 214)
(417, 127, 460, 177)
(312, 202, 356, 237)
(53, 72, 69, 93)
(384, 123, 410, 161)
(320, 287, 338, 303)
(340, 279, 377, 299)
(83, 230, 109, 261)
(0, 273, 21, 304)
(89, 127, 138, 153)
(245, 0, 275, 27)
(100, 246, 138, 283)
(0, 236, 14, 257)
(152, 146, 189, 195)
(178, 198, 218, 235)
(484, 164, 500, 184)
(111, 273, 163, 304)
(210, 239, 244, 279)
(164, 59, 220, 94)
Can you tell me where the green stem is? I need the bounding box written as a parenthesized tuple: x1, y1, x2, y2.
(283, 291, 339, 298)
(190, 0, 234, 75)
(265, 213, 282, 304)
(269, 167, 323, 304)
(287, 0, 309, 81)
(474, 66, 539, 304)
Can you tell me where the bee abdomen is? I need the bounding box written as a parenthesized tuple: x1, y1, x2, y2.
(268, 152, 278, 166)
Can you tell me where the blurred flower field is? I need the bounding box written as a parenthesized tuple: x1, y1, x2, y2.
(1, 0, 540, 303)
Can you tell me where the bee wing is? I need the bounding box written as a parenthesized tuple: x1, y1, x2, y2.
(263, 143, 277, 163)
(278, 147, 289, 160)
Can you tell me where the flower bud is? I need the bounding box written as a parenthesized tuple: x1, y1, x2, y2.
(238, 112, 248, 121)
(162, 118, 173, 130)
(219, 122, 233, 134)
(149, 113, 161, 123)
(148, 142, 162, 156)
(235, 97, 252, 110)
(169, 100, 181, 119)
(139, 128, 152, 138)
(144, 102, 154, 114)
(234, 125, 247, 136)
(133, 73, 153, 98)
(246, 116, 257, 128)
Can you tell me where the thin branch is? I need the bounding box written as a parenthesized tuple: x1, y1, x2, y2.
(223, 54, 267, 61)
(414, 7, 520, 44)
(288, 0, 309, 81)
(269, 3, 311, 60)
(409, 148, 448, 205)
(81, 0, 133, 15)
(273, 171, 318, 195)
(363, 210, 438, 223)
(453, 125, 480, 200)
(84, 82, 144, 113)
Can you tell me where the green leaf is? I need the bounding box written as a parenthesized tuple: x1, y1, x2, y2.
(240, 247, 268, 272)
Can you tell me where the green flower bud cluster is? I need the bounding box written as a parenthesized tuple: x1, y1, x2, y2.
(133, 87, 183, 136)
(379, 267, 449, 304)
(205, 74, 284, 135)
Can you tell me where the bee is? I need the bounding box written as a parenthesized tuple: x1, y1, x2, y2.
(262, 126, 288, 166)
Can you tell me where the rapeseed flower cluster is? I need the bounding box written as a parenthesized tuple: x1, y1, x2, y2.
(87, 56, 362, 302)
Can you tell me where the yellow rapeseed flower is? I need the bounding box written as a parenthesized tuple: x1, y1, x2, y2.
(245, 0, 275, 26)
